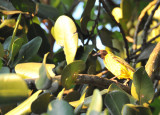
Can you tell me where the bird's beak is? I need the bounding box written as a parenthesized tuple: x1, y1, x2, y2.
(93, 52, 101, 57)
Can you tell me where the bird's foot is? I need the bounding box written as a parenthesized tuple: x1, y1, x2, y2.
(110, 76, 118, 83)
(123, 79, 130, 86)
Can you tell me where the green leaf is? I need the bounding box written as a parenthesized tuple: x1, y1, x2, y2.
(0, 43, 4, 58)
(10, 0, 35, 13)
(108, 84, 137, 104)
(122, 104, 152, 115)
(10, 37, 24, 61)
(131, 67, 154, 105)
(6, 90, 42, 115)
(0, 74, 29, 106)
(15, 62, 55, 79)
(47, 99, 74, 115)
(61, 60, 86, 89)
(98, 28, 113, 48)
(0, 67, 10, 73)
(104, 90, 130, 115)
(150, 96, 160, 115)
(80, 45, 94, 62)
(52, 15, 78, 64)
(64, 91, 81, 102)
(35, 53, 53, 90)
(0, 0, 15, 10)
(86, 89, 102, 115)
(36, 3, 60, 20)
(12, 36, 42, 67)
(80, 0, 96, 35)
(31, 93, 50, 114)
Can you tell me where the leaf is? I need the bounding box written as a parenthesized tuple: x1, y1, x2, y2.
(0, 0, 15, 10)
(80, 0, 96, 35)
(98, 28, 113, 48)
(122, 104, 152, 115)
(27, 23, 50, 57)
(86, 89, 102, 115)
(0, 43, 4, 58)
(12, 36, 42, 67)
(10, 0, 35, 13)
(131, 67, 154, 105)
(10, 37, 24, 61)
(80, 45, 94, 62)
(35, 53, 53, 90)
(57, 88, 65, 100)
(61, 60, 86, 89)
(136, 43, 156, 62)
(6, 90, 42, 115)
(0, 59, 2, 70)
(150, 96, 160, 115)
(31, 93, 50, 114)
(104, 90, 130, 115)
(52, 15, 78, 64)
(0, 67, 10, 73)
(36, 3, 60, 20)
(64, 91, 81, 102)
(15, 62, 55, 79)
(0, 74, 29, 106)
(47, 99, 74, 115)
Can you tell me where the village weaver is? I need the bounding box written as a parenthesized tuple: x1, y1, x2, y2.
(94, 50, 135, 82)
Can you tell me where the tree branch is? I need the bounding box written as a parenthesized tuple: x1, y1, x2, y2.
(100, 0, 130, 63)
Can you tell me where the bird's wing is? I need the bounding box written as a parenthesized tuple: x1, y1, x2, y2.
(112, 55, 135, 72)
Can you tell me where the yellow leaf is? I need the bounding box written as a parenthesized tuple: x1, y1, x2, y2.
(131, 83, 139, 100)
(15, 63, 55, 79)
(52, 15, 78, 64)
(112, 7, 122, 23)
(57, 88, 65, 100)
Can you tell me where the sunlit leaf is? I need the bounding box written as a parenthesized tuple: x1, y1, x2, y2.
(51, 15, 78, 64)
(122, 104, 152, 115)
(131, 67, 154, 105)
(104, 90, 130, 115)
(6, 90, 42, 115)
(61, 60, 86, 89)
(57, 88, 65, 100)
(47, 99, 74, 115)
(35, 53, 53, 90)
(15, 62, 55, 79)
(112, 7, 122, 23)
(86, 89, 102, 115)
(0, 74, 29, 106)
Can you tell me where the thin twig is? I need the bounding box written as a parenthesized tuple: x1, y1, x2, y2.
(100, 0, 130, 63)
(142, 0, 160, 47)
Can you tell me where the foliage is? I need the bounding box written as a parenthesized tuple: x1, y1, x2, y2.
(0, 0, 160, 114)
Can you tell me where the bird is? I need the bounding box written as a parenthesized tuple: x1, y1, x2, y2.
(93, 50, 135, 82)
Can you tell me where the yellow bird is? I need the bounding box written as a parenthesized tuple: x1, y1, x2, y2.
(94, 50, 135, 81)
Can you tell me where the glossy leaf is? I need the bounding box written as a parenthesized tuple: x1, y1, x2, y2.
(98, 28, 113, 48)
(80, 0, 96, 35)
(0, 67, 10, 73)
(36, 3, 60, 20)
(12, 36, 42, 67)
(31, 93, 50, 114)
(10, 0, 35, 13)
(131, 67, 154, 105)
(61, 60, 86, 89)
(0, 43, 4, 58)
(6, 90, 42, 115)
(15, 62, 55, 79)
(35, 53, 53, 90)
(122, 104, 152, 115)
(86, 89, 102, 115)
(52, 15, 78, 64)
(0, 74, 29, 106)
(47, 99, 74, 115)
(104, 90, 130, 115)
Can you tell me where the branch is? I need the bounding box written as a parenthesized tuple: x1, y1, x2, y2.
(25, 74, 131, 94)
(100, 0, 130, 63)
(142, 0, 160, 47)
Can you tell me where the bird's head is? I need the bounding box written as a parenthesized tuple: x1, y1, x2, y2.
(93, 50, 108, 59)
